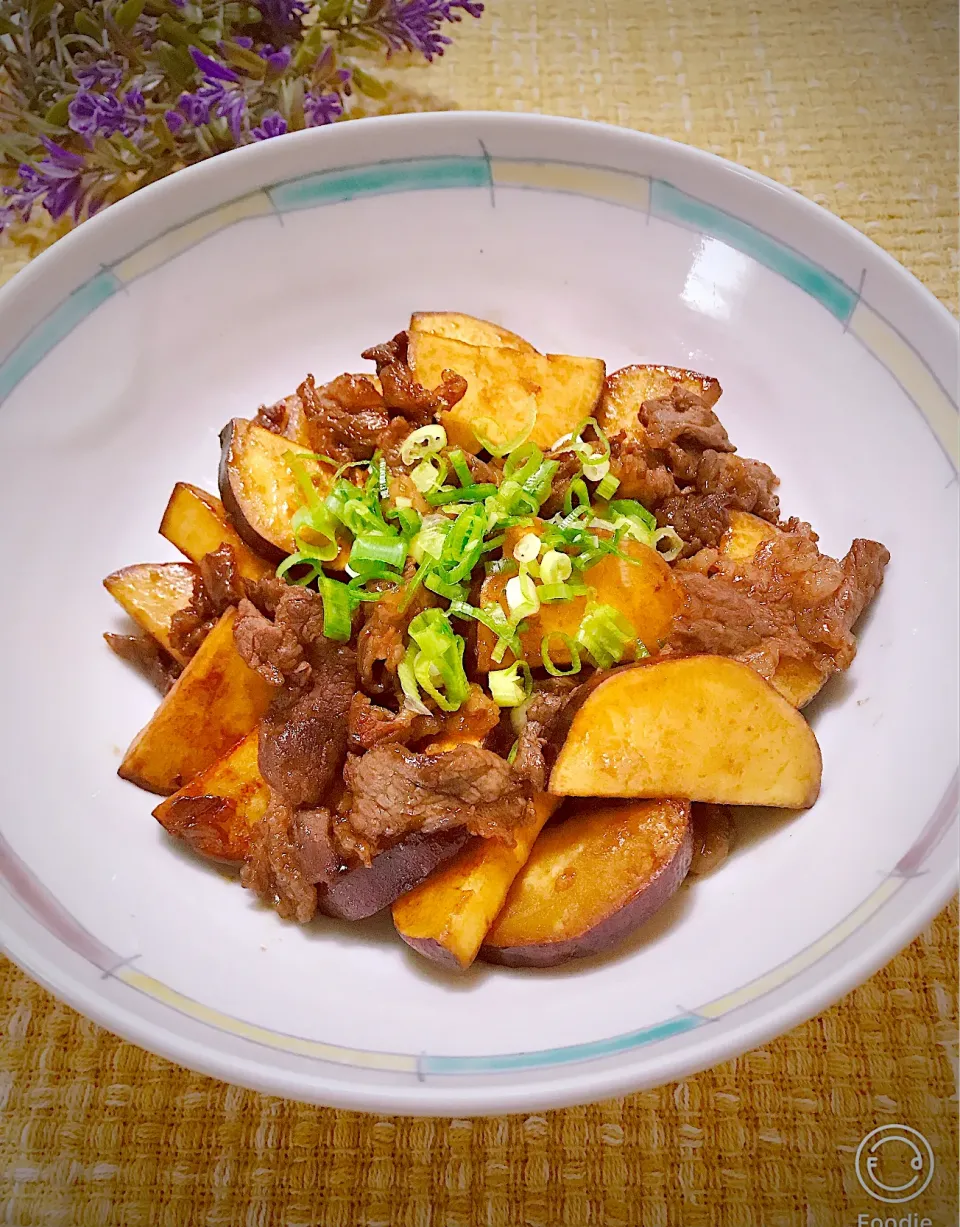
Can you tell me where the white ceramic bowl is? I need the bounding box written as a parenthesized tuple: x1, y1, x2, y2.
(0, 113, 956, 1116)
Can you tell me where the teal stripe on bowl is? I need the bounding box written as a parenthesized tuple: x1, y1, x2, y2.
(0, 271, 121, 404)
(651, 180, 857, 323)
(268, 156, 490, 213)
(422, 1014, 702, 1075)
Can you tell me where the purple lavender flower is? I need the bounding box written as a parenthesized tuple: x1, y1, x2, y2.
(256, 0, 309, 38)
(10, 140, 88, 223)
(68, 89, 146, 141)
(164, 109, 185, 134)
(190, 48, 240, 84)
(73, 59, 125, 91)
(251, 111, 288, 141)
(234, 36, 254, 49)
(378, 1, 484, 61)
(261, 45, 292, 74)
(177, 83, 248, 142)
(304, 91, 343, 127)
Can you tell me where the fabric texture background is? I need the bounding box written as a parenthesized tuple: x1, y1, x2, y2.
(0, 1, 957, 1223)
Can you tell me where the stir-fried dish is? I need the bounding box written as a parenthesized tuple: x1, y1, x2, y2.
(104, 312, 889, 969)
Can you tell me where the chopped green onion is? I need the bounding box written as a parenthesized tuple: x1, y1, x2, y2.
(411, 516, 450, 563)
(375, 456, 390, 501)
(410, 457, 447, 495)
(425, 572, 467, 602)
(426, 482, 497, 507)
(400, 424, 447, 466)
(551, 416, 611, 466)
(398, 643, 433, 716)
(563, 478, 591, 517)
(539, 549, 573, 585)
(472, 400, 537, 458)
(506, 571, 540, 620)
(595, 472, 620, 501)
(348, 532, 408, 576)
(582, 457, 610, 483)
(506, 739, 519, 765)
(653, 526, 684, 562)
(538, 581, 589, 603)
(318, 576, 354, 642)
(512, 532, 542, 564)
(576, 603, 635, 669)
(437, 504, 488, 583)
(407, 608, 471, 712)
(448, 448, 474, 487)
(488, 661, 533, 708)
(447, 599, 524, 660)
(540, 632, 583, 677)
(609, 499, 657, 531)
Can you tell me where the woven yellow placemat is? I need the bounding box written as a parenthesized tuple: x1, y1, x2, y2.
(1, 2, 957, 1224)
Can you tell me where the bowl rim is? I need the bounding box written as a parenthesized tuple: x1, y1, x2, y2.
(0, 110, 956, 1115)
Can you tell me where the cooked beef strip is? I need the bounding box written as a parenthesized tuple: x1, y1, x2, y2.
(168, 544, 249, 659)
(509, 677, 580, 790)
(347, 692, 439, 753)
(607, 385, 781, 553)
(299, 372, 393, 464)
(356, 575, 435, 695)
(344, 743, 530, 853)
(234, 586, 356, 809)
(664, 519, 889, 686)
(240, 798, 320, 923)
(104, 633, 181, 694)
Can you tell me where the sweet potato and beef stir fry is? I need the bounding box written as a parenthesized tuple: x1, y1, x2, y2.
(105, 313, 889, 968)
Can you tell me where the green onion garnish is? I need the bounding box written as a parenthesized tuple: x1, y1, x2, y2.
(425, 572, 467, 602)
(472, 402, 537, 458)
(563, 478, 591, 517)
(400, 424, 447, 466)
(512, 532, 542, 564)
(537, 581, 588, 603)
(318, 576, 354, 642)
(410, 456, 448, 495)
(539, 549, 572, 586)
(488, 660, 533, 708)
(348, 532, 408, 576)
(448, 448, 474, 487)
(406, 608, 471, 712)
(426, 482, 498, 507)
(540, 632, 583, 677)
(505, 571, 540, 620)
(576, 603, 636, 669)
(653, 526, 684, 562)
(595, 472, 620, 501)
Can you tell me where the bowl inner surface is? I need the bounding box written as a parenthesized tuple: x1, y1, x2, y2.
(0, 115, 956, 1112)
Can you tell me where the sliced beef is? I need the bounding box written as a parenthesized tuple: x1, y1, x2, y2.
(640, 385, 734, 479)
(608, 433, 678, 507)
(240, 799, 319, 923)
(344, 743, 530, 853)
(254, 391, 307, 442)
(363, 331, 468, 426)
(664, 519, 889, 686)
(168, 544, 249, 659)
(695, 450, 779, 522)
(347, 692, 439, 752)
(104, 632, 181, 694)
(656, 492, 732, 558)
(299, 372, 393, 464)
(234, 586, 356, 809)
(510, 678, 580, 790)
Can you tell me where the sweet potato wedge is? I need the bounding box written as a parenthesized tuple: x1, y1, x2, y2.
(474, 537, 682, 670)
(479, 798, 692, 967)
(316, 830, 475, 922)
(407, 331, 604, 454)
(118, 608, 275, 795)
(716, 511, 824, 709)
(549, 656, 822, 808)
(409, 311, 538, 352)
(160, 483, 274, 583)
(103, 562, 197, 666)
(218, 418, 342, 565)
(152, 729, 269, 861)
(392, 795, 562, 969)
(598, 363, 722, 440)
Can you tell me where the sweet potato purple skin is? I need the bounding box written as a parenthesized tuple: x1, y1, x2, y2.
(218, 419, 287, 564)
(316, 830, 474, 921)
(478, 807, 693, 968)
